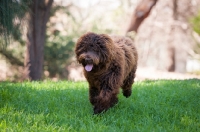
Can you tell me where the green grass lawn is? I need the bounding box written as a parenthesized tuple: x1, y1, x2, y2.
(0, 79, 200, 132)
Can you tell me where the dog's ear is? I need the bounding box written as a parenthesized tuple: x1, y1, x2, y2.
(99, 34, 115, 60)
(99, 34, 113, 44)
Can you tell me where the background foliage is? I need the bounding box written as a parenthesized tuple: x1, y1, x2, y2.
(191, 11, 200, 35)
(0, 0, 31, 48)
(191, 11, 200, 56)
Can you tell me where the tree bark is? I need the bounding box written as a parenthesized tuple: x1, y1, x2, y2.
(126, 0, 158, 33)
(24, 0, 53, 80)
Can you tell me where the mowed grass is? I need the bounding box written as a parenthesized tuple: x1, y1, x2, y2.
(0, 79, 200, 132)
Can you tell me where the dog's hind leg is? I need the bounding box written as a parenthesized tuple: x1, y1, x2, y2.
(121, 68, 136, 98)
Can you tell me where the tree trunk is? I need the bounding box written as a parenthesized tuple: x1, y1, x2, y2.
(24, 0, 53, 80)
(166, 0, 177, 72)
(126, 0, 158, 33)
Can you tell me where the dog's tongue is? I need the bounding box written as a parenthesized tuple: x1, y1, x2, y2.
(85, 64, 93, 72)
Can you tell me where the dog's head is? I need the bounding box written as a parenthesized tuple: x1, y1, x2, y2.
(75, 32, 114, 72)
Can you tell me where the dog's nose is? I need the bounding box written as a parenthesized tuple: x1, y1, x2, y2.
(85, 58, 93, 64)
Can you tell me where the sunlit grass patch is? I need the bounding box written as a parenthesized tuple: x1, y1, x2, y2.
(0, 79, 200, 131)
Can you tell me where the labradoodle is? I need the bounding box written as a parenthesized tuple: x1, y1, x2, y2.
(75, 32, 138, 114)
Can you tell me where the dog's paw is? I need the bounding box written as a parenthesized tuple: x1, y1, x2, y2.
(93, 106, 105, 114)
(123, 89, 132, 98)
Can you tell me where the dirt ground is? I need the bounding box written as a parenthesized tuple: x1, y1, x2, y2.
(136, 67, 200, 81)
(68, 66, 200, 81)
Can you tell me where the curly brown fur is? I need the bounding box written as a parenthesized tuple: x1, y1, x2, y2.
(75, 32, 138, 114)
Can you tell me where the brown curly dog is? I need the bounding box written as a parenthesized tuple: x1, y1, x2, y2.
(75, 32, 138, 114)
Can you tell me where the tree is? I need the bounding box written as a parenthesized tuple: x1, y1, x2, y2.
(126, 0, 175, 71)
(24, 0, 53, 80)
(128, 0, 200, 73)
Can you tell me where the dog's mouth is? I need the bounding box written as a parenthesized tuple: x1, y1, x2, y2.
(85, 64, 93, 72)
(78, 51, 100, 72)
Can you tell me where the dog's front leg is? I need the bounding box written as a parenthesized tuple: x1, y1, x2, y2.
(93, 87, 118, 114)
(93, 89, 111, 114)
(89, 86, 99, 106)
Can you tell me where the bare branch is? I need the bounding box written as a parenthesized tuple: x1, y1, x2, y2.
(126, 0, 158, 33)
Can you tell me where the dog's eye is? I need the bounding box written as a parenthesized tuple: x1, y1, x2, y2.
(99, 45, 104, 49)
(99, 44, 104, 49)
(90, 45, 94, 47)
